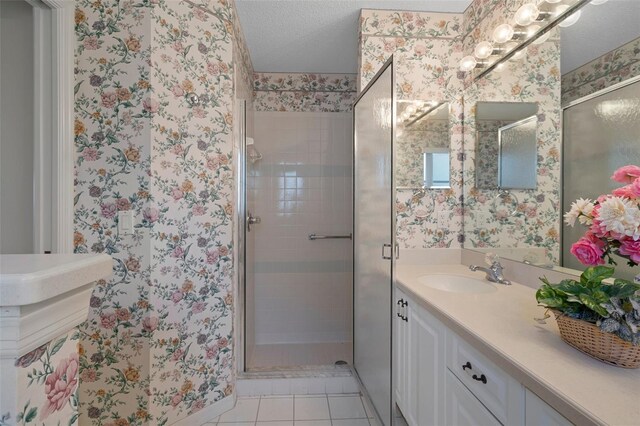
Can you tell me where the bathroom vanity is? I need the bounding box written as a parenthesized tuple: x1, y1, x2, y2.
(394, 264, 640, 426)
(0, 254, 111, 423)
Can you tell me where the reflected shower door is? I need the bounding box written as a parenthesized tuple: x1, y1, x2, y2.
(353, 59, 394, 426)
(563, 79, 640, 280)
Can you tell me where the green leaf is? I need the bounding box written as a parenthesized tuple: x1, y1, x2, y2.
(580, 266, 614, 286)
(536, 285, 564, 307)
(74, 81, 83, 95)
(606, 279, 640, 298)
(49, 336, 67, 357)
(578, 294, 609, 317)
(24, 406, 37, 423)
(554, 279, 585, 296)
(74, 192, 82, 206)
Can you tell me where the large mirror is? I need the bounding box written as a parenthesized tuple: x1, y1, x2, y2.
(475, 102, 538, 190)
(396, 101, 451, 189)
(462, 0, 640, 280)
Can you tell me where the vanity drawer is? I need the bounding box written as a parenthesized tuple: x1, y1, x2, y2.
(447, 331, 524, 425)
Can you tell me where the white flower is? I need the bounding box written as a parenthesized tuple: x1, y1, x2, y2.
(564, 198, 595, 227)
(597, 196, 640, 239)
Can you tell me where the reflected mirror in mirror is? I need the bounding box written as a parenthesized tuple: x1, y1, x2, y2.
(475, 102, 538, 190)
(462, 0, 640, 280)
(396, 101, 450, 189)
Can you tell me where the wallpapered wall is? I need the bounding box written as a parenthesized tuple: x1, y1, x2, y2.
(562, 35, 640, 106)
(358, 9, 464, 249)
(73, 0, 252, 424)
(253, 72, 357, 112)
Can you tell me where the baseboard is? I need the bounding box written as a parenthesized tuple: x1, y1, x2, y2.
(172, 393, 236, 426)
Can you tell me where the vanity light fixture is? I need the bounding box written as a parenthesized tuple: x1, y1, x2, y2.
(459, 55, 479, 72)
(514, 3, 552, 27)
(474, 41, 499, 59)
(527, 25, 551, 44)
(557, 6, 582, 27)
(491, 23, 527, 44)
(405, 104, 417, 115)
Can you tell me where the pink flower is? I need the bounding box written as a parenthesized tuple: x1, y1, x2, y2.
(143, 207, 159, 223)
(206, 250, 219, 264)
(81, 368, 98, 382)
(192, 204, 205, 216)
(205, 346, 218, 359)
(570, 236, 605, 266)
(171, 85, 184, 97)
(143, 97, 159, 114)
(100, 312, 117, 329)
(101, 91, 117, 108)
(172, 247, 184, 258)
(40, 353, 79, 420)
(611, 165, 640, 184)
(83, 36, 99, 50)
(142, 316, 159, 332)
(171, 349, 183, 361)
(171, 291, 183, 303)
(619, 239, 640, 264)
(192, 302, 205, 313)
(116, 198, 131, 211)
(171, 188, 184, 200)
(82, 147, 99, 161)
(170, 393, 183, 408)
(101, 203, 117, 219)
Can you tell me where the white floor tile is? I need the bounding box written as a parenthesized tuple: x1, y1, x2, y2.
(215, 423, 253, 426)
(294, 396, 330, 420)
(360, 396, 375, 418)
(328, 396, 367, 419)
(331, 419, 370, 426)
(258, 396, 294, 421)
(218, 398, 259, 423)
(257, 422, 294, 426)
(294, 421, 331, 426)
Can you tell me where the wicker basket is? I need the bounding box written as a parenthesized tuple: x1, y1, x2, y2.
(551, 310, 640, 369)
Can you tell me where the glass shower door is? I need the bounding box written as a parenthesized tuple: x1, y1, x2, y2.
(353, 59, 395, 426)
(563, 79, 640, 280)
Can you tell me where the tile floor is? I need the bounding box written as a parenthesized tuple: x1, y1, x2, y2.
(202, 394, 379, 426)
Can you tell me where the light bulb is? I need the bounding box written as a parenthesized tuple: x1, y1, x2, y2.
(559, 9, 581, 27)
(544, 0, 562, 3)
(492, 23, 515, 44)
(474, 41, 495, 59)
(459, 55, 478, 72)
(494, 63, 507, 72)
(401, 111, 410, 121)
(425, 100, 439, 108)
(590, 0, 608, 4)
(514, 3, 540, 26)
(406, 104, 417, 115)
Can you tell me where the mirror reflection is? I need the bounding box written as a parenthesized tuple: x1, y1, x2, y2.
(475, 102, 538, 190)
(462, 0, 640, 279)
(396, 101, 450, 189)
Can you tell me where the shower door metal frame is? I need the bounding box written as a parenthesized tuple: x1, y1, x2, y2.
(560, 74, 640, 268)
(352, 55, 397, 426)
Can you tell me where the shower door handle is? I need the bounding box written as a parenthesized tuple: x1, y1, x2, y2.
(382, 243, 392, 260)
(247, 212, 261, 232)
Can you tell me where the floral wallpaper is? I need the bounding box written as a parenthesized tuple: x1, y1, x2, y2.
(475, 119, 508, 189)
(73, 0, 251, 424)
(396, 119, 450, 188)
(562, 36, 640, 106)
(253, 72, 356, 112)
(359, 9, 464, 249)
(4, 331, 80, 426)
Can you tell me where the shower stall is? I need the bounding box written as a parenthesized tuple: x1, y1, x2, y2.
(243, 108, 354, 371)
(562, 77, 640, 281)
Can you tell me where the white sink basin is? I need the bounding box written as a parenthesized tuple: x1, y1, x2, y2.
(417, 273, 497, 294)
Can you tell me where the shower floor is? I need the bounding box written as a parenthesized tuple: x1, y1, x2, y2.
(247, 341, 352, 370)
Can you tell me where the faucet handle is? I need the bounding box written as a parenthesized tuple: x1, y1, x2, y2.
(485, 252, 500, 266)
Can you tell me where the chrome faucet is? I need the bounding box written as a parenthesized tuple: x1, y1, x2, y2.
(469, 253, 511, 285)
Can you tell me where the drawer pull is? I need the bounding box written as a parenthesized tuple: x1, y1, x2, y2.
(462, 361, 472, 371)
(472, 374, 487, 384)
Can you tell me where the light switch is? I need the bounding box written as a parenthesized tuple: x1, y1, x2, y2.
(118, 211, 134, 234)
(437, 210, 450, 228)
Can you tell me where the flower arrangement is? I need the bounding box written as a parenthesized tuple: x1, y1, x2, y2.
(564, 165, 640, 269)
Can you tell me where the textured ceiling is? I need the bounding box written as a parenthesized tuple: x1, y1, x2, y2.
(235, 0, 471, 74)
(560, 0, 640, 73)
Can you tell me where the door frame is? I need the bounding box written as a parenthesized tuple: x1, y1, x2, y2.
(352, 55, 397, 426)
(31, 0, 75, 253)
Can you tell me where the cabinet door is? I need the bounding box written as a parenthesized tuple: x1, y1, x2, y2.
(405, 302, 445, 426)
(445, 370, 501, 426)
(525, 389, 573, 426)
(395, 290, 409, 416)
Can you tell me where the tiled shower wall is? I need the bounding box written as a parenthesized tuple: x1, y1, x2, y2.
(250, 111, 353, 346)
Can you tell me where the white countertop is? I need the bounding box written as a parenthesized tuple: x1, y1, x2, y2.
(396, 263, 640, 426)
(0, 254, 112, 306)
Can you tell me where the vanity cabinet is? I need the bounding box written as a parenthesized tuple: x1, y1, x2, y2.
(395, 289, 445, 426)
(395, 289, 572, 426)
